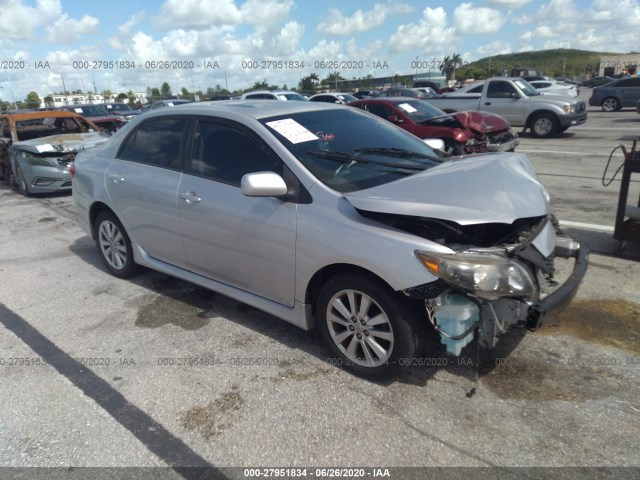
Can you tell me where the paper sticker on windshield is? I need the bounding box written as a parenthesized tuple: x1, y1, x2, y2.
(277, 95, 287, 101)
(266, 118, 318, 144)
(74, 108, 83, 113)
(397, 103, 417, 113)
(166, 102, 174, 107)
(35, 144, 55, 153)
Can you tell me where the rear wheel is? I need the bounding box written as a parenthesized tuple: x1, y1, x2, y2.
(530, 113, 558, 138)
(601, 97, 619, 112)
(316, 272, 421, 379)
(94, 211, 139, 278)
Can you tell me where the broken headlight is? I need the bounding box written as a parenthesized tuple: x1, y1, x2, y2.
(415, 251, 536, 300)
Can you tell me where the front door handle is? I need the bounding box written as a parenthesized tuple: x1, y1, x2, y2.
(484, 102, 491, 105)
(180, 191, 202, 204)
(108, 173, 124, 183)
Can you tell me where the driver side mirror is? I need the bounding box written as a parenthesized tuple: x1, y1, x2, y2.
(241, 172, 288, 198)
(387, 115, 403, 124)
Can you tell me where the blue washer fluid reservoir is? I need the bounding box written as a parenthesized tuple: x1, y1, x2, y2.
(436, 293, 480, 356)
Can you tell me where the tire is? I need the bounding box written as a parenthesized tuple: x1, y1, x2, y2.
(442, 140, 465, 156)
(601, 97, 619, 112)
(558, 126, 569, 133)
(94, 211, 139, 278)
(316, 272, 421, 379)
(15, 164, 31, 197)
(530, 113, 558, 138)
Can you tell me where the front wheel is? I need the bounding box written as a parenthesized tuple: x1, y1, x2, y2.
(316, 273, 420, 379)
(15, 164, 31, 196)
(94, 211, 139, 278)
(530, 113, 558, 138)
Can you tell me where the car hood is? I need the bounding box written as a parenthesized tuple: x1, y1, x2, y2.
(421, 111, 509, 134)
(451, 110, 509, 133)
(344, 152, 548, 225)
(13, 132, 109, 154)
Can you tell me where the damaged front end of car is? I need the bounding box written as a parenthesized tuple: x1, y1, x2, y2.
(347, 152, 588, 356)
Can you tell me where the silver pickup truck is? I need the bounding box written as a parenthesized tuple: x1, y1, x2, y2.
(426, 77, 587, 138)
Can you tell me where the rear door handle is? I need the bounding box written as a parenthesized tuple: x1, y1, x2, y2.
(108, 173, 124, 183)
(484, 102, 491, 105)
(180, 191, 202, 204)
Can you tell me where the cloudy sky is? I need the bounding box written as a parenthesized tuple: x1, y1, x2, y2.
(0, 0, 637, 101)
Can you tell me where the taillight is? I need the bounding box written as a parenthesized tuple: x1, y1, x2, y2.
(69, 163, 75, 177)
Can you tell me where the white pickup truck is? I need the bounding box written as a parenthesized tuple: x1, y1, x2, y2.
(426, 77, 587, 138)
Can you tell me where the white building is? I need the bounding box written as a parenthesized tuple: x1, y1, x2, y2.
(43, 92, 148, 108)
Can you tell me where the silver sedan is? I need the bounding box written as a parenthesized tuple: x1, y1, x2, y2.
(71, 101, 588, 378)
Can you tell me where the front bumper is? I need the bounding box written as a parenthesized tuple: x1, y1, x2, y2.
(487, 130, 520, 152)
(527, 241, 590, 330)
(558, 111, 588, 128)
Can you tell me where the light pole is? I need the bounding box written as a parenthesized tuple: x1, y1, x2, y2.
(60, 74, 68, 105)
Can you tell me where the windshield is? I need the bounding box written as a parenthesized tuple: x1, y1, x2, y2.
(14, 115, 97, 140)
(391, 100, 449, 123)
(71, 105, 110, 116)
(261, 108, 442, 193)
(513, 79, 539, 96)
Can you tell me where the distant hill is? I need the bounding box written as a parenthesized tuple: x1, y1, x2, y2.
(456, 48, 623, 80)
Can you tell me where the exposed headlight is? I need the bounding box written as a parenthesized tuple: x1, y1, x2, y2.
(563, 104, 576, 113)
(415, 251, 536, 300)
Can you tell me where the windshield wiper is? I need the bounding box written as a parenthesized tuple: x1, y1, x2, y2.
(307, 150, 429, 171)
(355, 147, 440, 162)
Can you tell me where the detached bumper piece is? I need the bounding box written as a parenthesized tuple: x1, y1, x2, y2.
(527, 240, 590, 330)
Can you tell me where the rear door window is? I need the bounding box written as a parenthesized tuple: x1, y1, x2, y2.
(117, 117, 187, 170)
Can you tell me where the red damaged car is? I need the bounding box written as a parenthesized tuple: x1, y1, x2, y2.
(348, 97, 519, 155)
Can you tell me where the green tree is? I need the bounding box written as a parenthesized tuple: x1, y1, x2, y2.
(24, 91, 41, 108)
(116, 92, 128, 102)
(322, 71, 346, 88)
(298, 74, 318, 92)
(160, 82, 172, 97)
(181, 87, 190, 97)
(150, 87, 160, 97)
(102, 89, 112, 102)
(441, 53, 464, 81)
(250, 80, 270, 90)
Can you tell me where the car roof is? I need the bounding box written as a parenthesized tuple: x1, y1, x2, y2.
(137, 99, 346, 121)
(1, 111, 85, 121)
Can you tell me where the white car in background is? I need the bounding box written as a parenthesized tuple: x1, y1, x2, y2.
(529, 80, 579, 97)
(240, 90, 308, 101)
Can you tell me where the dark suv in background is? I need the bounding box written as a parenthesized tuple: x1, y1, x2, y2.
(588, 76, 640, 111)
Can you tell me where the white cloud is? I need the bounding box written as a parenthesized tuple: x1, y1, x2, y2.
(389, 7, 457, 53)
(317, 2, 414, 35)
(45, 14, 99, 43)
(239, 0, 294, 25)
(454, 3, 505, 34)
(108, 11, 146, 51)
(0, 0, 62, 39)
(154, 0, 242, 30)
(307, 39, 342, 59)
(487, 0, 532, 6)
